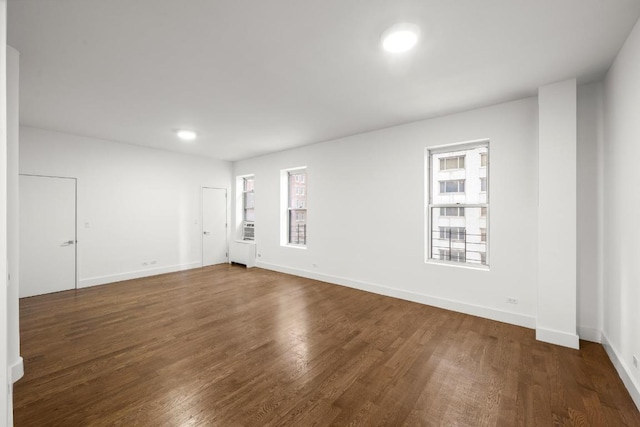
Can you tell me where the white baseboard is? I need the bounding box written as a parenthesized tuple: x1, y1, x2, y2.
(602, 332, 640, 411)
(11, 356, 23, 383)
(536, 327, 580, 349)
(256, 261, 536, 329)
(78, 262, 202, 288)
(577, 326, 601, 343)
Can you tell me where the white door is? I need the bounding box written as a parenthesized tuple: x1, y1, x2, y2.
(202, 187, 228, 267)
(19, 175, 77, 297)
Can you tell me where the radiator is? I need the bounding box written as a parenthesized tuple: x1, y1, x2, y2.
(229, 240, 257, 268)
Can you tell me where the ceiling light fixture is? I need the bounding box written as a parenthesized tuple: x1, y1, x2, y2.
(381, 23, 420, 53)
(176, 129, 197, 141)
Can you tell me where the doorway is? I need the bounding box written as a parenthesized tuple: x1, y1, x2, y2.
(19, 175, 77, 298)
(202, 187, 228, 267)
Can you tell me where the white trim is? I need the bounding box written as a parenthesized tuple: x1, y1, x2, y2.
(256, 261, 535, 329)
(577, 326, 601, 343)
(426, 141, 490, 268)
(535, 327, 580, 349)
(78, 262, 201, 288)
(201, 186, 229, 268)
(426, 138, 491, 154)
(602, 331, 640, 411)
(10, 357, 23, 383)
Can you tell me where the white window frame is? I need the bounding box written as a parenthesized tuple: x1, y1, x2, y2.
(242, 176, 255, 222)
(280, 166, 307, 248)
(241, 176, 255, 240)
(426, 140, 490, 268)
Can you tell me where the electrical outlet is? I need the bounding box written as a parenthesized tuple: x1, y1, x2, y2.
(507, 297, 518, 304)
(633, 355, 638, 369)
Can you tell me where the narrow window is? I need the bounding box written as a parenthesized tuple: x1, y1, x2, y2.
(287, 169, 307, 246)
(242, 176, 255, 240)
(427, 141, 489, 266)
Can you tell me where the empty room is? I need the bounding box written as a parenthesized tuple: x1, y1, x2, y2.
(1, 0, 640, 425)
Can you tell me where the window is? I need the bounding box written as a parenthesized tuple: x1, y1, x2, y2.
(439, 180, 465, 193)
(438, 249, 466, 262)
(439, 155, 465, 170)
(287, 169, 307, 246)
(439, 227, 466, 241)
(242, 176, 255, 240)
(440, 207, 465, 217)
(428, 141, 489, 266)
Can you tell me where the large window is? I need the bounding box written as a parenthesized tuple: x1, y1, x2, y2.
(287, 169, 307, 246)
(427, 141, 489, 266)
(242, 176, 255, 240)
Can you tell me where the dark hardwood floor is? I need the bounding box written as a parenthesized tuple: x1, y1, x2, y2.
(13, 264, 640, 426)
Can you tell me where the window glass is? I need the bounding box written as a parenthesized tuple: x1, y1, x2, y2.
(287, 170, 307, 245)
(428, 143, 489, 266)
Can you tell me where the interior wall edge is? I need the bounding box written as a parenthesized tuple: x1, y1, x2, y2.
(10, 357, 23, 383)
(77, 261, 202, 289)
(535, 326, 580, 349)
(255, 261, 536, 329)
(602, 331, 640, 411)
(576, 326, 602, 344)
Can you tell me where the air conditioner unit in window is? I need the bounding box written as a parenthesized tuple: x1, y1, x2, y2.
(243, 221, 255, 240)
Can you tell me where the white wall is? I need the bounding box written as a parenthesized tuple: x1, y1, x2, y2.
(537, 79, 579, 349)
(7, 45, 22, 425)
(576, 81, 603, 343)
(19, 126, 232, 287)
(603, 15, 640, 409)
(1, 0, 9, 423)
(234, 97, 540, 327)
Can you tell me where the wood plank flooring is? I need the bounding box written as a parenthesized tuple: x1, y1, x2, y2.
(13, 264, 640, 426)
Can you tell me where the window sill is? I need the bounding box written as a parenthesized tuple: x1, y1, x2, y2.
(282, 244, 307, 250)
(425, 259, 490, 271)
(235, 239, 256, 244)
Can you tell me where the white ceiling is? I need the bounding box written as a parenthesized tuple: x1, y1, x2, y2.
(8, 0, 640, 162)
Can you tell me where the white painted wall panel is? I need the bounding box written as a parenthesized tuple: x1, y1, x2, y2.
(603, 15, 640, 409)
(19, 126, 232, 288)
(537, 79, 578, 349)
(234, 97, 540, 327)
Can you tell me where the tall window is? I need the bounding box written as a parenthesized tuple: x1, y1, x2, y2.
(242, 176, 255, 240)
(287, 169, 307, 246)
(427, 141, 489, 266)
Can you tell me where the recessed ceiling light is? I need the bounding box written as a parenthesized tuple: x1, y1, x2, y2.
(381, 23, 420, 53)
(176, 129, 197, 141)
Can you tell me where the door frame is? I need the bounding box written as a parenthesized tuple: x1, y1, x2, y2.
(19, 174, 78, 291)
(201, 186, 228, 267)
